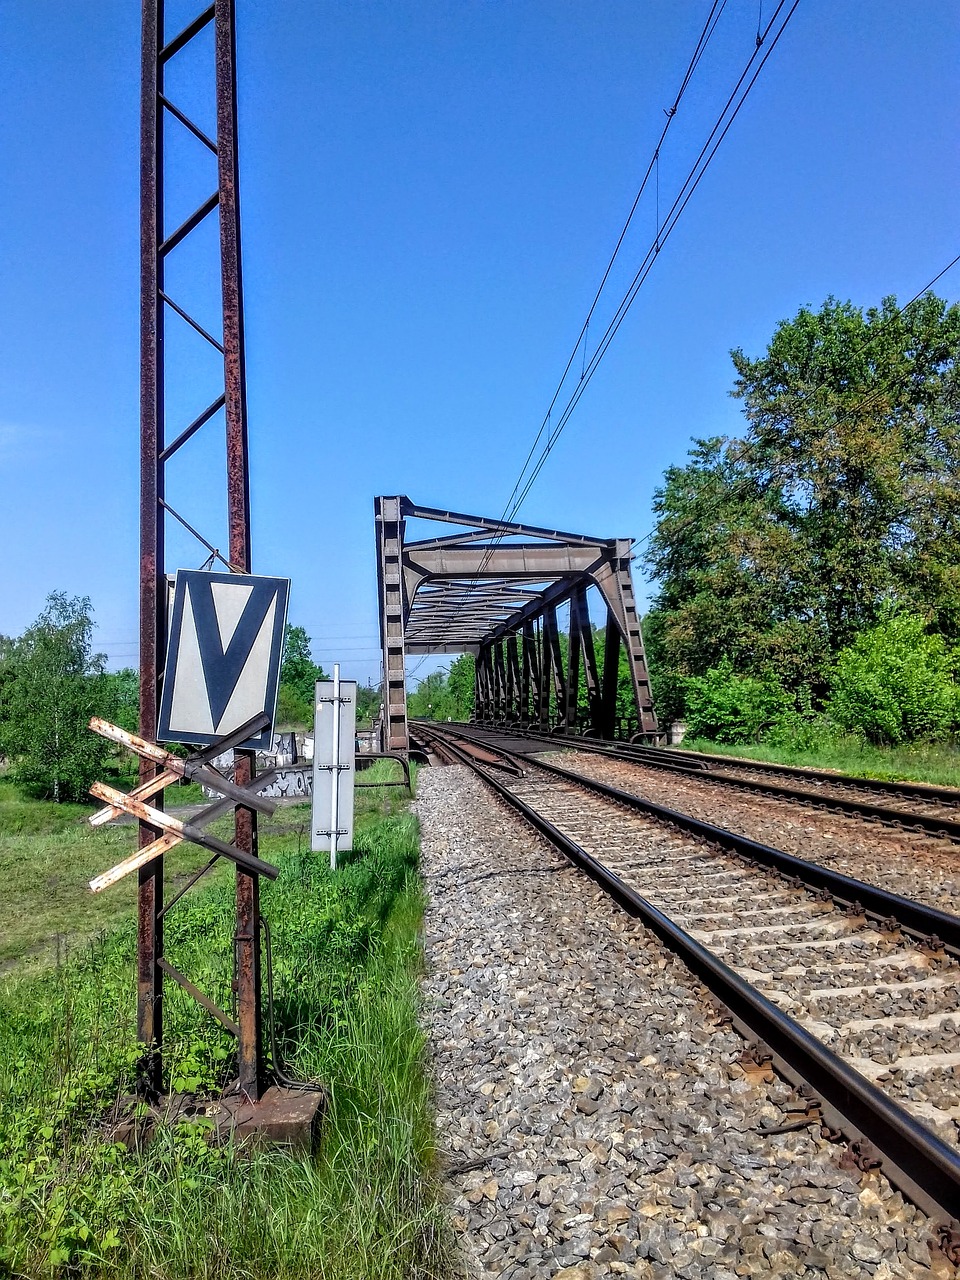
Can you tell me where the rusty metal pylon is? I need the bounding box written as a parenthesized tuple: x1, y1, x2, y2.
(139, 0, 264, 1100)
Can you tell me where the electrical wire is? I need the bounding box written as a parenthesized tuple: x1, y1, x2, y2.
(495, 0, 730, 526)
(504, 0, 800, 520)
(419, 0, 800, 674)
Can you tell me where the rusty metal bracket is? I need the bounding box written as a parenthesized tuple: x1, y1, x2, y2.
(355, 752, 412, 790)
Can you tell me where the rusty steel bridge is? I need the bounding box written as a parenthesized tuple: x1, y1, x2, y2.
(375, 496, 659, 756)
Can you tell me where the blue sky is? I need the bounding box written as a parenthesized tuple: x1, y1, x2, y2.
(1, 1, 958, 686)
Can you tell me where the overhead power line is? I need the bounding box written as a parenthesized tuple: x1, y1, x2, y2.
(504, 0, 800, 521)
(406, 0, 802, 686)
(497, 0, 730, 525)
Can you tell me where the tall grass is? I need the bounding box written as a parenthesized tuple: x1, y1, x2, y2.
(678, 735, 960, 788)
(0, 788, 454, 1278)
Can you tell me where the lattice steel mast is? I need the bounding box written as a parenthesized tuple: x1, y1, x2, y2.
(139, 0, 263, 1100)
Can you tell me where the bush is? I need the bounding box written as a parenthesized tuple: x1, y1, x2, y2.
(827, 612, 960, 744)
(683, 658, 790, 744)
(0, 592, 112, 802)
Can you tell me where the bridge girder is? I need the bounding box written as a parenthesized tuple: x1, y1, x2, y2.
(374, 496, 659, 753)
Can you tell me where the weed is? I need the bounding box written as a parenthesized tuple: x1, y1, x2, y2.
(0, 773, 454, 1279)
(679, 735, 960, 788)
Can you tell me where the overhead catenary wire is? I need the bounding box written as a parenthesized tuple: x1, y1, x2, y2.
(495, 0, 730, 528)
(629, 247, 960, 557)
(406, 0, 801, 688)
(505, 0, 800, 522)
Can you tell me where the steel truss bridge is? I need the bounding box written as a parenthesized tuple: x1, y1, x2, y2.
(375, 496, 659, 755)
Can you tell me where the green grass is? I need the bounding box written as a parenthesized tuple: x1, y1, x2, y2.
(0, 767, 453, 1279)
(0, 778, 235, 976)
(165, 779, 206, 806)
(677, 736, 960, 788)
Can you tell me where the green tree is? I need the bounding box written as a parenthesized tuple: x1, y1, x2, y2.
(0, 593, 112, 801)
(408, 669, 453, 720)
(103, 667, 139, 734)
(642, 610, 691, 727)
(731, 293, 960, 655)
(645, 292, 960, 713)
(355, 682, 382, 729)
(683, 659, 791, 744)
(827, 611, 959, 744)
(446, 653, 475, 721)
(276, 625, 329, 728)
(407, 655, 477, 722)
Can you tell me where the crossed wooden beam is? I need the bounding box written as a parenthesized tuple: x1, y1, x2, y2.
(87, 712, 281, 893)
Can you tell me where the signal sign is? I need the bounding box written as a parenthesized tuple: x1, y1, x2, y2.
(158, 570, 290, 749)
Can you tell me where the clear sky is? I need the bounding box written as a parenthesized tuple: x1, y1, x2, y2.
(1, 2, 958, 686)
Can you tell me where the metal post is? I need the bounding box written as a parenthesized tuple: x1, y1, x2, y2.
(214, 0, 264, 1103)
(136, 0, 268, 1101)
(506, 633, 522, 725)
(564, 598, 582, 731)
(503, 637, 515, 724)
(330, 662, 342, 871)
(477, 642, 492, 722)
(600, 612, 621, 739)
(545, 606, 565, 725)
(374, 497, 409, 752)
(138, 0, 164, 1094)
(537, 617, 551, 730)
(520, 621, 534, 726)
(575, 585, 602, 731)
(493, 642, 507, 725)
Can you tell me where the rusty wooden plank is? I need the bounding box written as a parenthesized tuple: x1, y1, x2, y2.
(88, 717, 277, 815)
(90, 832, 183, 893)
(89, 768, 179, 827)
(89, 783, 279, 880)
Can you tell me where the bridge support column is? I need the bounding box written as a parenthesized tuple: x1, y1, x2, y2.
(375, 497, 410, 753)
(573, 586, 602, 733)
(521, 621, 537, 728)
(600, 613, 621, 738)
(505, 633, 522, 725)
(563, 599, 582, 731)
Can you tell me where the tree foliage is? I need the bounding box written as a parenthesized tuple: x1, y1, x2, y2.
(827, 612, 959, 745)
(276, 625, 329, 728)
(103, 667, 139, 734)
(682, 659, 791, 745)
(645, 292, 960, 733)
(0, 593, 112, 801)
(408, 655, 475, 722)
(355, 683, 382, 729)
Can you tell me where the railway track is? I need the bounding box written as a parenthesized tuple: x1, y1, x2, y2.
(454, 722, 960, 844)
(412, 720, 960, 1246)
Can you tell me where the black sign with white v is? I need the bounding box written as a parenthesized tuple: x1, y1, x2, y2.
(158, 570, 290, 749)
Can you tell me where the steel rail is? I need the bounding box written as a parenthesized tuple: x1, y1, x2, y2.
(643, 744, 960, 805)
(414, 722, 960, 1235)
(450, 722, 960, 843)
(486, 722, 960, 805)
(421, 722, 960, 951)
(416, 723, 960, 953)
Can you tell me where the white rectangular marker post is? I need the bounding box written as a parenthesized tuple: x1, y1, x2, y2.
(311, 667, 356, 867)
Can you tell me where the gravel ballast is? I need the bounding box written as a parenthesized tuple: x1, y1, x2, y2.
(417, 765, 952, 1280)
(553, 751, 960, 920)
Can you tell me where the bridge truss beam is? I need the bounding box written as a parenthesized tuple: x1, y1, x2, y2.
(374, 496, 659, 753)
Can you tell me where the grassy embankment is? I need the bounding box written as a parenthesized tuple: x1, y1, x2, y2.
(675, 737, 960, 789)
(0, 761, 455, 1279)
